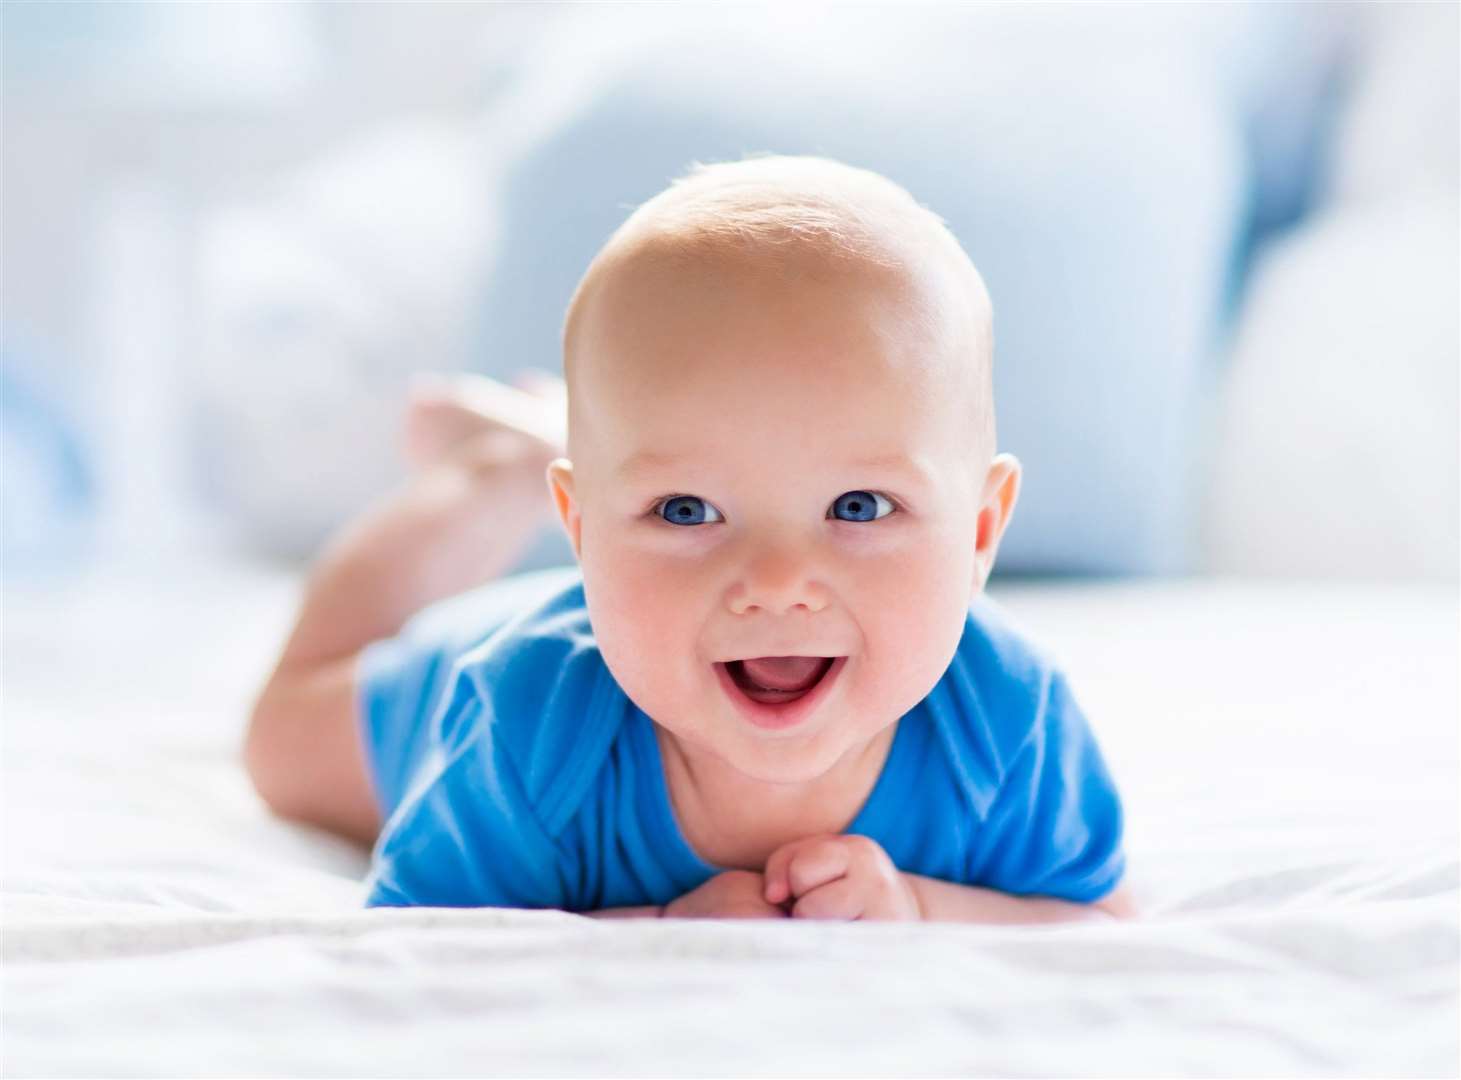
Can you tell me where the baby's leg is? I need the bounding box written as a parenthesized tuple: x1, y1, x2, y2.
(244, 372, 566, 845)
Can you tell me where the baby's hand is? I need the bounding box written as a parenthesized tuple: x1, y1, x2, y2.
(662, 869, 789, 919)
(762, 834, 922, 921)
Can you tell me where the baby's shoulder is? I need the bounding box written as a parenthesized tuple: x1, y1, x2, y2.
(440, 568, 624, 833)
(921, 594, 1066, 812)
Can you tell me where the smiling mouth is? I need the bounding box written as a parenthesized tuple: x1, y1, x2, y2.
(721, 656, 838, 705)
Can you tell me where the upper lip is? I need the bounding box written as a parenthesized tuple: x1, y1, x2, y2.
(714, 654, 844, 663)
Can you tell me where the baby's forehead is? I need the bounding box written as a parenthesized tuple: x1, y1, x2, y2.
(575, 252, 974, 450)
(589, 245, 961, 393)
(592, 284, 975, 462)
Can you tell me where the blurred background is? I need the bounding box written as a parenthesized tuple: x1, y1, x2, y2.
(3, 0, 1457, 588)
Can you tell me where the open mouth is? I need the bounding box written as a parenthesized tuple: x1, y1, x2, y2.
(713, 655, 848, 731)
(723, 656, 836, 704)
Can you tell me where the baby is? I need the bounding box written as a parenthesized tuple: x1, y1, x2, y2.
(245, 155, 1135, 922)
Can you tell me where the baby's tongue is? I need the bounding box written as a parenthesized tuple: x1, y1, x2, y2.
(739, 656, 826, 693)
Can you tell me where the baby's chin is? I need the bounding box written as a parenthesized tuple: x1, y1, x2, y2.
(662, 689, 894, 787)
(667, 721, 870, 787)
(722, 740, 872, 786)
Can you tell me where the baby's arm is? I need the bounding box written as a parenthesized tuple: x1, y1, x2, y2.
(905, 874, 1138, 923)
(583, 871, 789, 920)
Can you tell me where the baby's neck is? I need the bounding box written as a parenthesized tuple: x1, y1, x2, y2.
(653, 721, 897, 872)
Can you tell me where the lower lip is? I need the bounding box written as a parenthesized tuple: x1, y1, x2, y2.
(713, 656, 848, 732)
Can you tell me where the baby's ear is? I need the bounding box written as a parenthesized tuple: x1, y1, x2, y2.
(972, 453, 1021, 596)
(546, 458, 583, 561)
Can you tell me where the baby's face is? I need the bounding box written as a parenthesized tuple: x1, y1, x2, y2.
(550, 247, 1014, 786)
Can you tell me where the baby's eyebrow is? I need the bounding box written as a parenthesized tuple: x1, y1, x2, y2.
(851, 452, 929, 476)
(615, 450, 932, 485)
(615, 451, 682, 480)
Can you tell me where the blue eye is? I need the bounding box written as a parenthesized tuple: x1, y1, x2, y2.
(829, 490, 894, 522)
(657, 495, 724, 526)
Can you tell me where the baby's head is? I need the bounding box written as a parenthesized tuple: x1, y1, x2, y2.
(547, 155, 1020, 784)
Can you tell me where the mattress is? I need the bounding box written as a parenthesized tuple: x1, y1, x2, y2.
(3, 558, 1457, 1077)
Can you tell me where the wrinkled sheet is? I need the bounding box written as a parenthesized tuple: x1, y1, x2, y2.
(3, 560, 1457, 1078)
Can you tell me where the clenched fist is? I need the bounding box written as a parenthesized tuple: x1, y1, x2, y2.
(762, 833, 922, 920)
(662, 869, 790, 919)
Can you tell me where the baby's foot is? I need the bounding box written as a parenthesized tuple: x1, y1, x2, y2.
(403, 369, 567, 472)
(387, 422, 562, 593)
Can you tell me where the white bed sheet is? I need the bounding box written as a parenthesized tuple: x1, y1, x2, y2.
(3, 559, 1457, 1077)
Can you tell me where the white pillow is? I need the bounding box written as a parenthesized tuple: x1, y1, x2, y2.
(1202, 3, 1459, 581)
(1201, 191, 1458, 580)
(1325, 3, 1459, 207)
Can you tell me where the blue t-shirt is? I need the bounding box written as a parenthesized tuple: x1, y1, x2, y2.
(358, 567, 1126, 910)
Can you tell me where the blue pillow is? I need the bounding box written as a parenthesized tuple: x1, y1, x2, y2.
(476, 6, 1333, 575)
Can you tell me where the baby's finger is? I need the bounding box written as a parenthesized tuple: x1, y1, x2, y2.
(763, 833, 838, 904)
(762, 840, 807, 905)
(785, 838, 852, 899)
(791, 876, 864, 921)
(764, 872, 787, 906)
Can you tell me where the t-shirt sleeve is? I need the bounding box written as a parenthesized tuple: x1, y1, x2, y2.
(968, 670, 1127, 903)
(357, 628, 457, 822)
(363, 665, 573, 909)
(355, 569, 579, 818)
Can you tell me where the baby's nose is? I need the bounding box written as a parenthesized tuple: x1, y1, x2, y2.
(726, 550, 829, 616)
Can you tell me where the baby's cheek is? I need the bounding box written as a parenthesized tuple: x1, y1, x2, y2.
(581, 543, 702, 705)
(860, 540, 971, 701)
